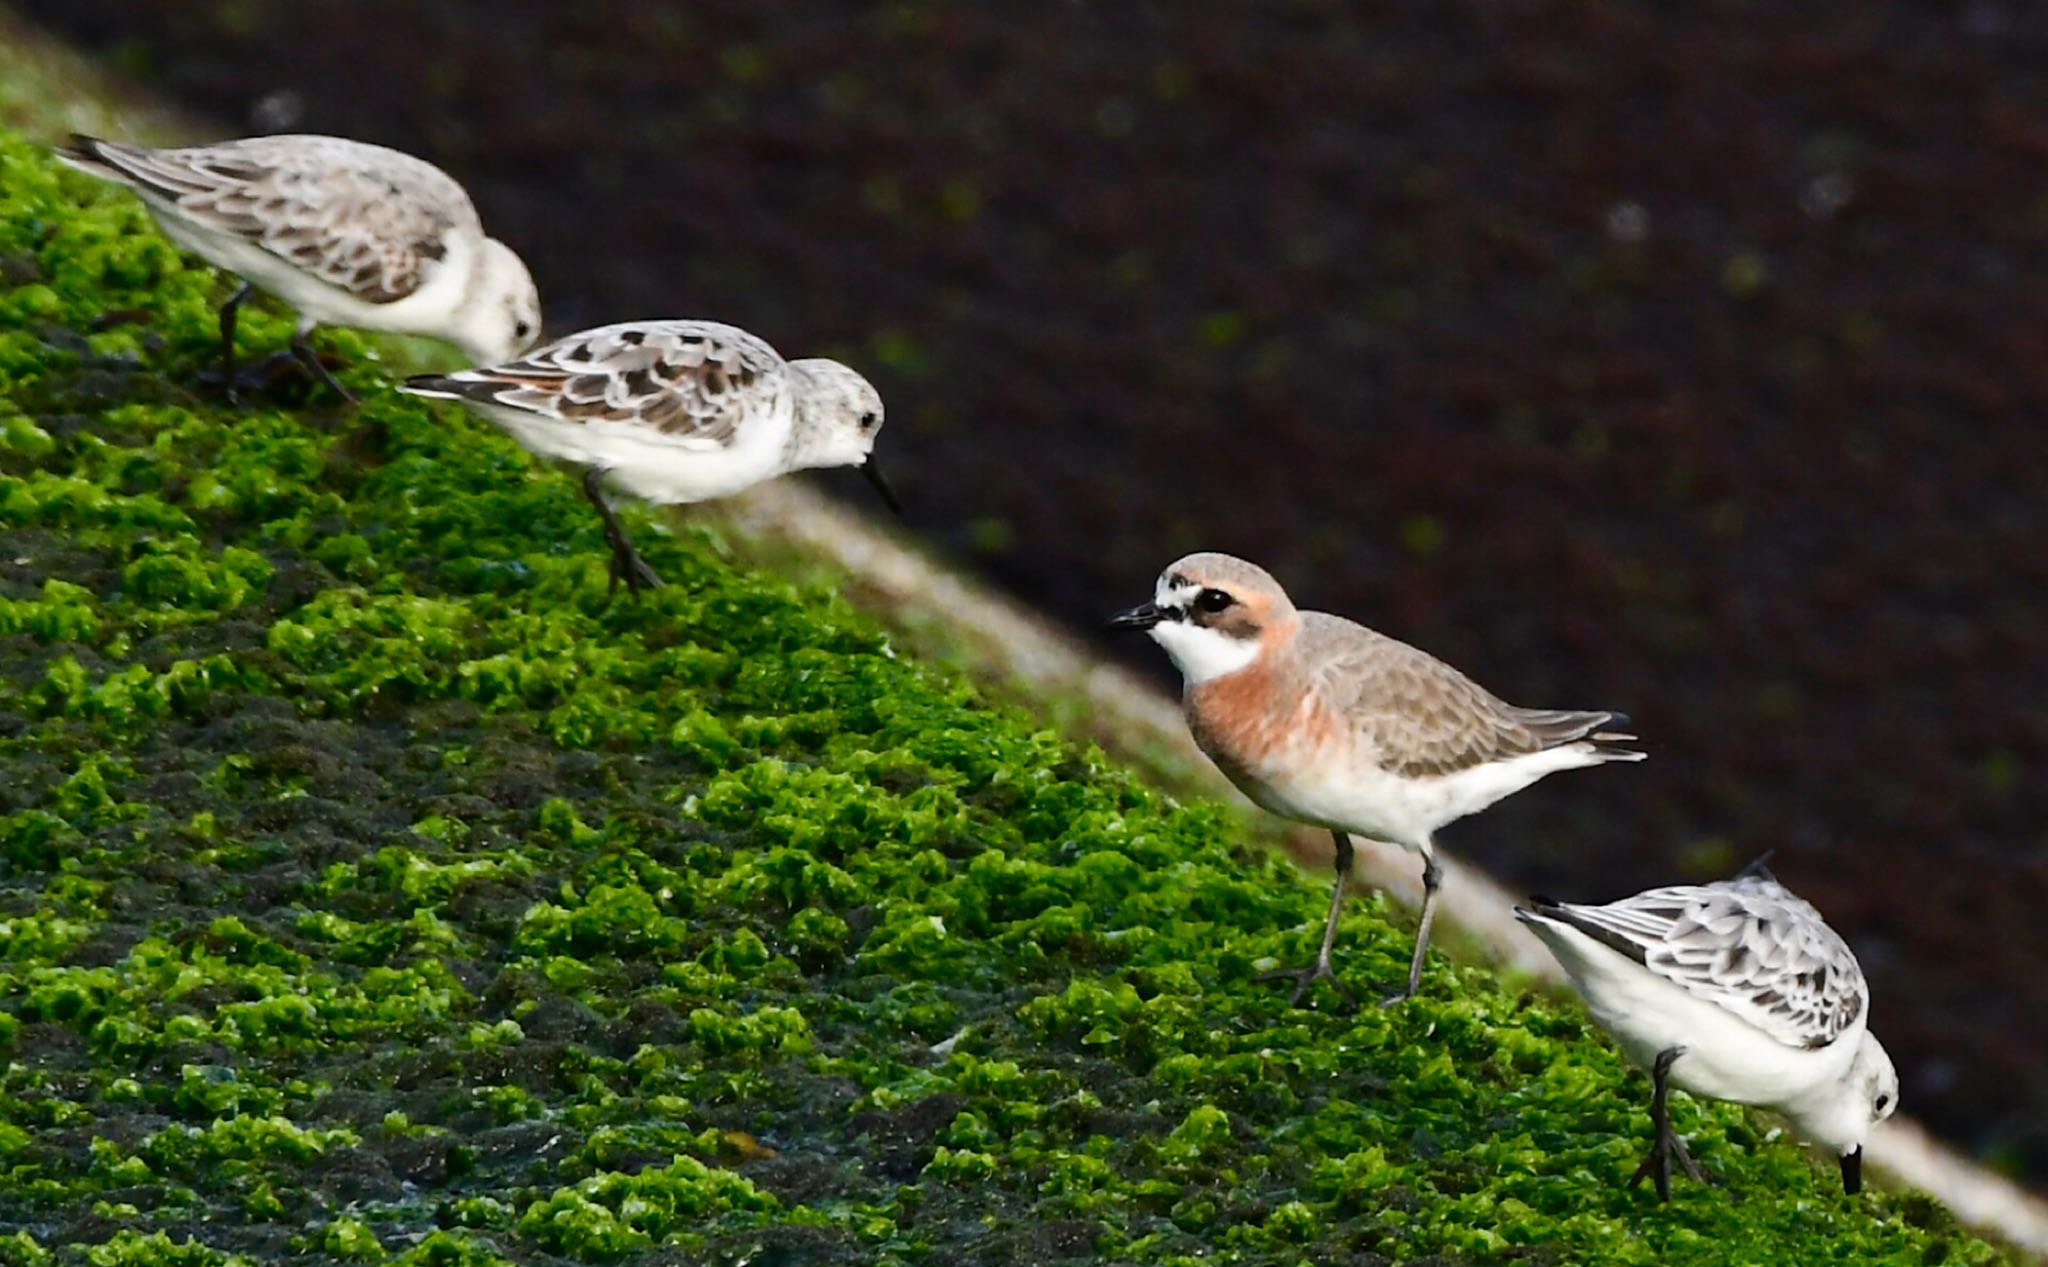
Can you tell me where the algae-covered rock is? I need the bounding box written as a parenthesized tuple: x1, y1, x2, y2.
(0, 130, 2014, 1265)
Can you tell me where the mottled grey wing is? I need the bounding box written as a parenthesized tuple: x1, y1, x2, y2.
(1303, 615, 1630, 778)
(418, 322, 787, 450)
(1565, 881, 1867, 1050)
(79, 137, 475, 304)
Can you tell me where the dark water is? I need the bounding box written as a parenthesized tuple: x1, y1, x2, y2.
(24, 0, 2048, 1180)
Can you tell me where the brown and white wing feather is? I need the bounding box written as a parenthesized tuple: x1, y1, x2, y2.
(404, 321, 787, 450)
(1299, 613, 1637, 778)
(1539, 878, 1867, 1051)
(61, 134, 476, 305)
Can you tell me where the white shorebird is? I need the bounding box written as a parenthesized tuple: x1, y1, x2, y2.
(400, 319, 897, 593)
(1109, 552, 1641, 1006)
(56, 133, 541, 402)
(1516, 859, 1899, 1199)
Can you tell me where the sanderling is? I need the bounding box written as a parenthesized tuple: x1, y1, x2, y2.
(400, 319, 897, 592)
(1516, 858, 1898, 1199)
(56, 134, 541, 403)
(1109, 552, 1641, 1006)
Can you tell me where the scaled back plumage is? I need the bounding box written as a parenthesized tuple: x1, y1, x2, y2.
(60, 134, 478, 306)
(408, 320, 789, 449)
(1529, 873, 1868, 1051)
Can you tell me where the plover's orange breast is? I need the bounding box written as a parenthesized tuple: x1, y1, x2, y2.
(1186, 661, 1352, 798)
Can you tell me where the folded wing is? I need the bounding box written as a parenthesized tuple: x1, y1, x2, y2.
(63, 134, 475, 305)
(1540, 878, 1867, 1050)
(404, 320, 788, 451)
(1302, 614, 1641, 778)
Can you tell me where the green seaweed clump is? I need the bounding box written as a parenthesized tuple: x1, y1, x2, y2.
(0, 128, 2016, 1266)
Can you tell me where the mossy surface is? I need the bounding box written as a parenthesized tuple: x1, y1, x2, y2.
(0, 131, 2010, 1266)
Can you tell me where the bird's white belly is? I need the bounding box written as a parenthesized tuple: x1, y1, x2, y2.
(1241, 756, 1434, 852)
(1559, 934, 1855, 1108)
(148, 205, 473, 338)
(478, 404, 790, 506)
(1233, 742, 1588, 854)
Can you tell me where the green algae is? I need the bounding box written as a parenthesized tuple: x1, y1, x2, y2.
(0, 128, 2018, 1267)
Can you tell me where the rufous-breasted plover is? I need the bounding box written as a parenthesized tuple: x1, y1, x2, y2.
(1110, 551, 1642, 1005)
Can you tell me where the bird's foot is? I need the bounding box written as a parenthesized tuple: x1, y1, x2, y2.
(1377, 954, 1430, 1008)
(194, 358, 260, 409)
(1258, 959, 1355, 1010)
(605, 538, 665, 596)
(1629, 1124, 1708, 1202)
(290, 334, 357, 403)
(197, 351, 334, 408)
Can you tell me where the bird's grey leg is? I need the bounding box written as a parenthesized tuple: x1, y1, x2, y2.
(217, 282, 254, 407)
(1259, 830, 1357, 1008)
(1629, 1045, 1706, 1200)
(1381, 852, 1443, 1007)
(581, 466, 663, 595)
(289, 322, 356, 403)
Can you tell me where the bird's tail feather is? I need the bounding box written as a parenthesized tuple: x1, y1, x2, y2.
(1515, 707, 1645, 762)
(53, 134, 123, 180)
(398, 374, 464, 400)
(1514, 895, 1649, 965)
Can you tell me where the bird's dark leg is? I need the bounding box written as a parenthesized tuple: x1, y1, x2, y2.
(1259, 830, 1357, 1008)
(582, 466, 663, 595)
(290, 324, 356, 403)
(1629, 1046, 1707, 1201)
(217, 282, 254, 406)
(1380, 852, 1443, 1007)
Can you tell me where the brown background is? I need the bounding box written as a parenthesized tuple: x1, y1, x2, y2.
(21, 0, 2047, 1182)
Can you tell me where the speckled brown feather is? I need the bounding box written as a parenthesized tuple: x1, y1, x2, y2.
(64, 135, 478, 306)
(406, 322, 789, 446)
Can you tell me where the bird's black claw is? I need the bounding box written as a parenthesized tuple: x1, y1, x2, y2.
(290, 335, 356, 403)
(1258, 962, 1355, 1010)
(606, 543, 664, 596)
(1629, 1126, 1707, 1202)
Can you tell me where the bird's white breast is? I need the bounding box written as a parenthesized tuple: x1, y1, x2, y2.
(1189, 685, 1595, 854)
(1530, 919, 1858, 1109)
(473, 397, 795, 507)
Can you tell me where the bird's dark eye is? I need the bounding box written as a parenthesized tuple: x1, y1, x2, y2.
(859, 411, 878, 430)
(1874, 1093, 1891, 1113)
(514, 320, 533, 340)
(1195, 588, 1234, 614)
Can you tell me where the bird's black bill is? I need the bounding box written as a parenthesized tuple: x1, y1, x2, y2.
(860, 457, 903, 516)
(1106, 601, 1167, 631)
(1839, 1147, 1863, 1195)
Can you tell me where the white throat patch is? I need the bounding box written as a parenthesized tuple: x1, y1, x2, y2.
(1149, 620, 1259, 684)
